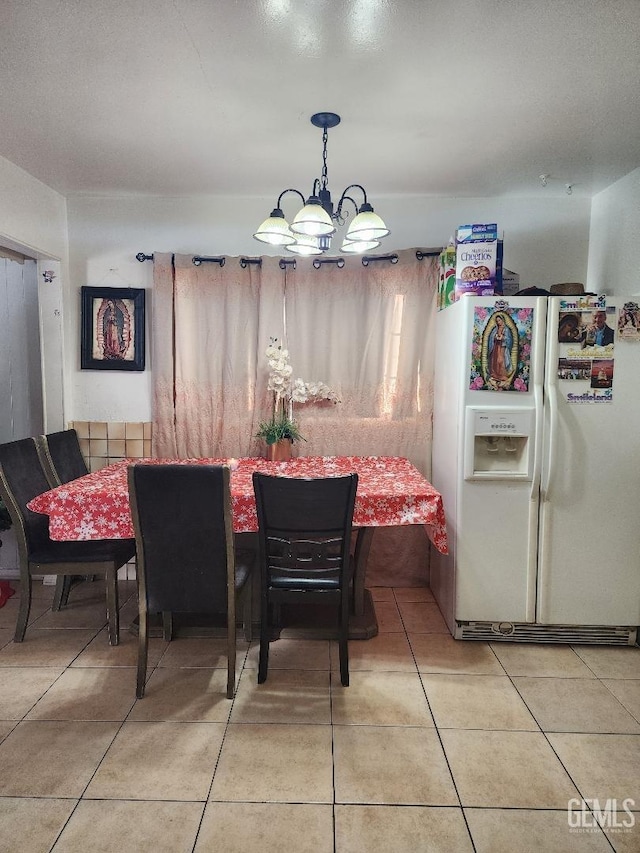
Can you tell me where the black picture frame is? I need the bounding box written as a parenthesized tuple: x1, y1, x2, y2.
(81, 286, 146, 371)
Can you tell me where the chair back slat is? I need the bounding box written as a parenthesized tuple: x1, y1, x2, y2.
(253, 474, 357, 589)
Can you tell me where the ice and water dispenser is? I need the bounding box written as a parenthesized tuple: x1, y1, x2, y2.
(463, 408, 534, 480)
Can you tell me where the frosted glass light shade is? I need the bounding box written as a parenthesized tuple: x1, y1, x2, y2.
(345, 209, 389, 242)
(291, 202, 335, 237)
(286, 235, 323, 256)
(253, 210, 295, 246)
(340, 238, 381, 254)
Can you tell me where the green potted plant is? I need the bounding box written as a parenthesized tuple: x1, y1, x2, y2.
(256, 412, 304, 461)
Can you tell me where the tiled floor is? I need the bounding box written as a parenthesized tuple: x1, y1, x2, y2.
(0, 580, 639, 852)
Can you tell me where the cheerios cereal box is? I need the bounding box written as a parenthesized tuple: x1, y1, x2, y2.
(455, 223, 498, 298)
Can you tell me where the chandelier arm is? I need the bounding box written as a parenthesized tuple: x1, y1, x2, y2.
(336, 184, 369, 214)
(334, 194, 358, 226)
(276, 188, 306, 209)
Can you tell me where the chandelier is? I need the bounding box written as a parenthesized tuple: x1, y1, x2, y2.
(253, 112, 390, 256)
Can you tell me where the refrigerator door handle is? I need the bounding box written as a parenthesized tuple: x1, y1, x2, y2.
(542, 301, 559, 502)
(530, 383, 543, 501)
(541, 380, 558, 500)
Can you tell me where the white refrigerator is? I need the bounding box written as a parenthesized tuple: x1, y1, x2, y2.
(430, 294, 640, 644)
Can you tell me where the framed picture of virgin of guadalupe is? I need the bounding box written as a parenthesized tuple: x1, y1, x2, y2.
(81, 286, 145, 371)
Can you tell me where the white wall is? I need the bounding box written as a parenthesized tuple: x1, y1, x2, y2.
(0, 156, 68, 262)
(67, 193, 592, 421)
(587, 167, 640, 300)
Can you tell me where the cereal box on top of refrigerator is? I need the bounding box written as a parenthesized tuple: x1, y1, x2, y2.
(455, 223, 498, 299)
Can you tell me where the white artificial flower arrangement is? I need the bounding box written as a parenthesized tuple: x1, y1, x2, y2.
(257, 338, 338, 444)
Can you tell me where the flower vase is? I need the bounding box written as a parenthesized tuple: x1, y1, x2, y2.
(266, 439, 292, 462)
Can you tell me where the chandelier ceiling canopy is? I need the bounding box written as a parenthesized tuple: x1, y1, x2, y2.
(253, 112, 390, 256)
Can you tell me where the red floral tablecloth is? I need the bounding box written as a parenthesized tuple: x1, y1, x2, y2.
(27, 455, 448, 553)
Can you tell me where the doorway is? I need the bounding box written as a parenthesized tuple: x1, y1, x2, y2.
(0, 252, 44, 576)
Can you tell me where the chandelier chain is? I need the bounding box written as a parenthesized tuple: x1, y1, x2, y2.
(321, 126, 329, 191)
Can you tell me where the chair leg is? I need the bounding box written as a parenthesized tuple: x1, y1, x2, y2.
(227, 607, 236, 700)
(137, 608, 149, 699)
(105, 567, 120, 646)
(339, 593, 350, 687)
(258, 592, 270, 684)
(52, 575, 72, 611)
(14, 566, 32, 643)
(162, 611, 173, 641)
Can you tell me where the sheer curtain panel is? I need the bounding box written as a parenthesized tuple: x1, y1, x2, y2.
(152, 253, 284, 458)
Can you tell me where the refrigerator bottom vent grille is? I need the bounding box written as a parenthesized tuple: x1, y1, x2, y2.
(456, 622, 637, 645)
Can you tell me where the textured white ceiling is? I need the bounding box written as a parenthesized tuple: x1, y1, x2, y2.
(1, 0, 639, 201)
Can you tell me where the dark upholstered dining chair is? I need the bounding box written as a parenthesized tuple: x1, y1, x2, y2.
(36, 429, 89, 487)
(36, 428, 93, 609)
(0, 437, 135, 645)
(127, 463, 254, 699)
(252, 472, 358, 687)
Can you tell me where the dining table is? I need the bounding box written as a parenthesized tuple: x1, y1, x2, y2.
(28, 455, 448, 639)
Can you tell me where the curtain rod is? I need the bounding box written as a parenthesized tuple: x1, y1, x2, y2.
(136, 252, 407, 268)
(362, 253, 398, 266)
(416, 248, 442, 260)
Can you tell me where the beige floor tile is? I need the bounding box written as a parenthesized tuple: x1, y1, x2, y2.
(25, 668, 136, 721)
(331, 671, 434, 727)
(128, 668, 234, 722)
(52, 799, 204, 853)
(0, 721, 16, 744)
(513, 677, 640, 733)
(367, 586, 394, 602)
(603, 822, 640, 853)
(331, 632, 417, 672)
(464, 807, 613, 853)
(0, 628, 13, 648)
(0, 598, 50, 629)
(409, 634, 505, 675)
(196, 802, 334, 853)
(64, 578, 136, 604)
(333, 725, 458, 805)
(156, 636, 248, 669)
(0, 630, 97, 667)
(85, 721, 224, 801)
(397, 601, 448, 633)
(7, 580, 58, 602)
(230, 669, 330, 724)
(573, 645, 640, 679)
(547, 733, 640, 807)
(0, 720, 118, 797)
(335, 804, 473, 853)
(441, 729, 580, 808)
(26, 580, 61, 600)
(210, 723, 333, 803)
(393, 587, 435, 603)
(244, 638, 330, 670)
(0, 666, 65, 719)
(490, 643, 596, 678)
(603, 679, 640, 723)
(374, 601, 405, 632)
(423, 674, 538, 731)
(33, 599, 110, 631)
(0, 797, 76, 853)
(71, 628, 167, 668)
(117, 596, 140, 626)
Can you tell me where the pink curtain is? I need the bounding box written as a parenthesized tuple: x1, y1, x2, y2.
(152, 253, 284, 458)
(152, 250, 438, 585)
